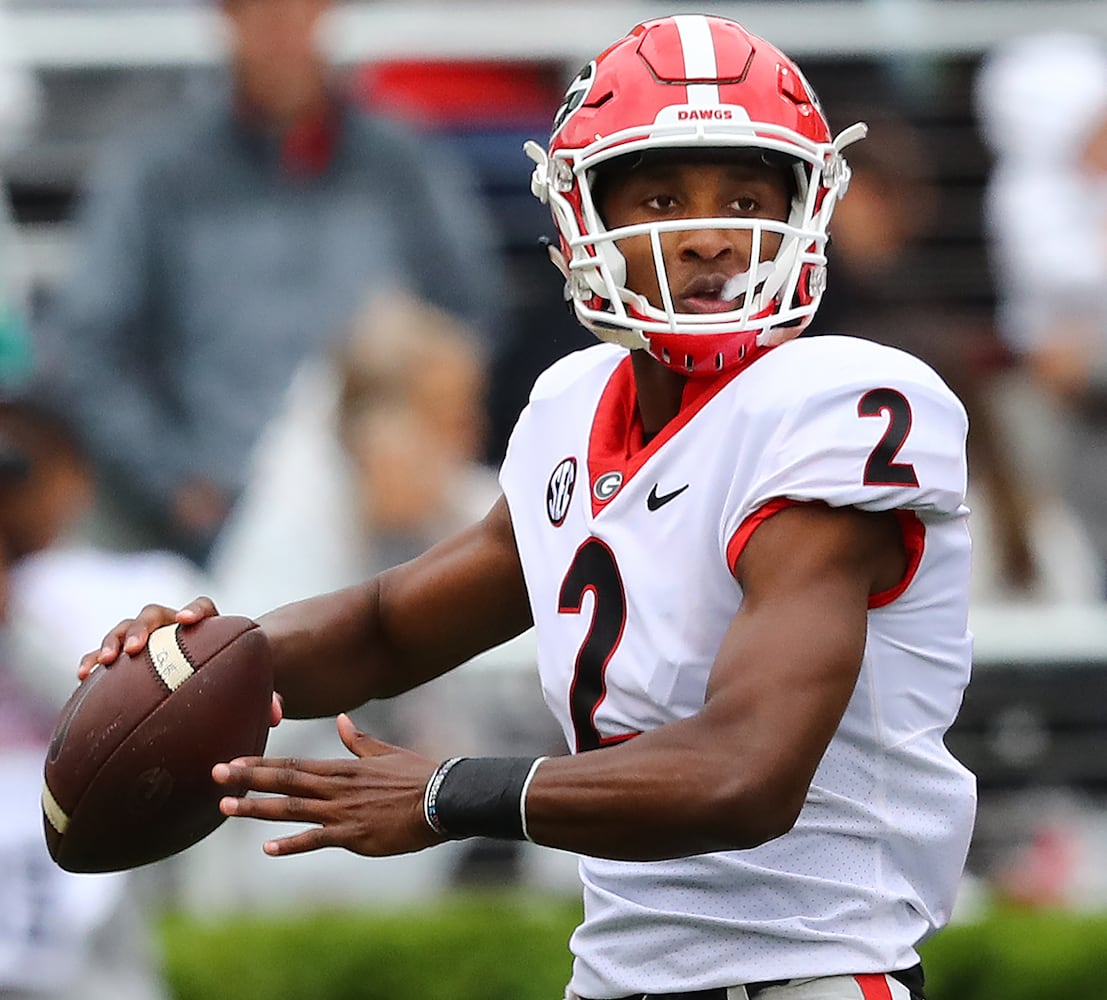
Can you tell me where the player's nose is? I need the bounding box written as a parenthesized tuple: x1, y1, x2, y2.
(674, 225, 747, 264)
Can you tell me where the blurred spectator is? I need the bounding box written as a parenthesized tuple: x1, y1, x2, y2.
(0, 195, 32, 383)
(809, 106, 1101, 601)
(353, 55, 594, 466)
(2, 34, 218, 973)
(0, 1, 40, 163)
(207, 290, 500, 618)
(191, 291, 559, 900)
(336, 296, 497, 573)
(0, 0, 39, 386)
(207, 287, 521, 760)
(34, 0, 505, 567)
(976, 33, 1107, 589)
(0, 399, 188, 1000)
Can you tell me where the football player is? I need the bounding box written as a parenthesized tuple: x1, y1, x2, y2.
(83, 15, 974, 1000)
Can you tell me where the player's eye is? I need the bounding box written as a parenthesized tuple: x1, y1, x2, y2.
(645, 193, 679, 212)
(731, 195, 759, 214)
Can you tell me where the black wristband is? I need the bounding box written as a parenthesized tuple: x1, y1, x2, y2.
(431, 756, 544, 841)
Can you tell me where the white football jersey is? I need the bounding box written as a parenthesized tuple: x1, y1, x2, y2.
(499, 336, 976, 997)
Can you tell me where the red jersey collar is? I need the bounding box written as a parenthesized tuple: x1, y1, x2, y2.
(586, 346, 770, 517)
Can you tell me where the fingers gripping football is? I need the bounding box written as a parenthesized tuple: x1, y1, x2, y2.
(78, 597, 221, 679)
(212, 714, 442, 858)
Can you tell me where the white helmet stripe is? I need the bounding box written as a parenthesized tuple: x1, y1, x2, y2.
(673, 15, 720, 106)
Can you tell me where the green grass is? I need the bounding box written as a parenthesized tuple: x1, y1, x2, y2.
(160, 894, 582, 1000)
(160, 897, 1107, 1000)
(919, 907, 1107, 1000)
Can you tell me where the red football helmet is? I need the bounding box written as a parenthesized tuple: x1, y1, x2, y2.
(526, 14, 867, 376)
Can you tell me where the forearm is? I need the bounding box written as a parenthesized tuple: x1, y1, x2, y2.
(257, 577, 460, 717)
(258, 582, 390, 719)
(523, 723, 766, 860)
(430, 686, 815, 861)
(446, 508, 875, 861)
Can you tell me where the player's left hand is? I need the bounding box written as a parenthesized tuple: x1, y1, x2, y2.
(212, 714, 442, 857)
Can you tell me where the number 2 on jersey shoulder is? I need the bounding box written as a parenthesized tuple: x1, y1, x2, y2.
(857, 387, 919, 487)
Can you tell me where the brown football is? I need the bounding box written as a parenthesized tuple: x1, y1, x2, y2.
(42, 615, 273, 873)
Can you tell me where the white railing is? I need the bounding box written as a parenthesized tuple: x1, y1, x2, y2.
(6, 1, 1107, 70)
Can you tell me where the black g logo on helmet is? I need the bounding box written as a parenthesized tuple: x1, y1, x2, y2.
(551, 61, 597, 139)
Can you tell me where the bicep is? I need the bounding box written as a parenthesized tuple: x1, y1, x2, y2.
(705, 504, 902, 815)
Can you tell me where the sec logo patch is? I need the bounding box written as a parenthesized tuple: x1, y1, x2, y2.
(547, 457, 577, 526)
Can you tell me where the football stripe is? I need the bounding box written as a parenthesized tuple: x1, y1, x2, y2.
(148, 623, 195, 692)
(42, 782, 70, 834)
(673, 14, 720, 104)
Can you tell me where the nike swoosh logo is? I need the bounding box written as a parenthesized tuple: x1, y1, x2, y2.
(646, 483, 689, 511)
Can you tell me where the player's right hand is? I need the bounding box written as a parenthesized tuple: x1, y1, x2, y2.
(77, 596, 283, 726)
(78, 597, 220, 679)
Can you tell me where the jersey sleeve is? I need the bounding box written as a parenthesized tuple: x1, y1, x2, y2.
(722, 364, 968, 562)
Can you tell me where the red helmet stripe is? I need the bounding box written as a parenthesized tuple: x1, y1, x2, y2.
(709, 19, 758, 83)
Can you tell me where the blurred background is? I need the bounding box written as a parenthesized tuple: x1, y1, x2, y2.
(2, 2, 1107, 998)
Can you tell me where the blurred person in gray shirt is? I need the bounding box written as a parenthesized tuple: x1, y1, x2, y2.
(35, 0, 505, 565)
(976, 32, 1107, 586)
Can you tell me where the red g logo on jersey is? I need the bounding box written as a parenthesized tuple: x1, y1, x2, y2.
(547, 457, 577, 526)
